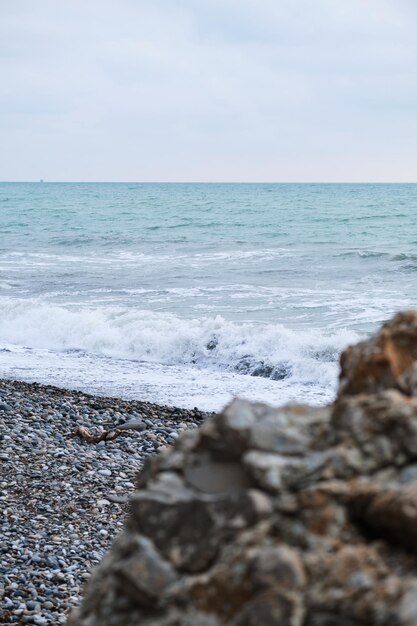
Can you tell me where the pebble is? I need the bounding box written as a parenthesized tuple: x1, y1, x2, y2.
(0, 378, 210, 625)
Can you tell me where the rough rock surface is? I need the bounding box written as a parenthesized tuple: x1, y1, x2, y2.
(69, 311, 417, 626)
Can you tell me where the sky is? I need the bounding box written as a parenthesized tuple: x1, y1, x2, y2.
(1, 0, 417, 182)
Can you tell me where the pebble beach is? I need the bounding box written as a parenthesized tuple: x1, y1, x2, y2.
(0, 379, 209, 625)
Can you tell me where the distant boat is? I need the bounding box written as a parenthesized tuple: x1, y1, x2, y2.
(39, 179, 44, 183)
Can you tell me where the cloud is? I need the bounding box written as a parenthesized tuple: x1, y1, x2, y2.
(0, 0, 416, 181)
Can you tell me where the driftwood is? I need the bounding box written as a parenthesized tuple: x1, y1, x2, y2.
(68, 426, 122, 443)
(68, 420, 147, 444)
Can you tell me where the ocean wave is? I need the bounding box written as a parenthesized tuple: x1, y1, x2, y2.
(0, 299, 358, 386)
(335, 250, 417, 263)
(0, 247, 295, 267)
(335, 250, 391, 260)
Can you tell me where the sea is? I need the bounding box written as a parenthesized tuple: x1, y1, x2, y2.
(1, 182, 416, 411)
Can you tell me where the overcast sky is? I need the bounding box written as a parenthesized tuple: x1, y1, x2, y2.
(1, 0, 417, 182)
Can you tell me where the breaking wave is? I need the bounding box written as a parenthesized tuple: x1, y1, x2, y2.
(0, 298, 359, 388)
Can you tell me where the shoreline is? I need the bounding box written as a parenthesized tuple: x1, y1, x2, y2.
(0, 377, 212, 419)
(0, 378, 211, 625)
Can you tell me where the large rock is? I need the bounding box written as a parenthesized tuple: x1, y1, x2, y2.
(68, 312, 417, 626)
(338, 310, 417, 397)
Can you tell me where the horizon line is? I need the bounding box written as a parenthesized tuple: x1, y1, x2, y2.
(1, 180, 417, 185)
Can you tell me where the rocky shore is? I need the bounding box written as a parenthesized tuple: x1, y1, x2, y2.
(0, 380, 209, 625)
(69, 311, 417, 626)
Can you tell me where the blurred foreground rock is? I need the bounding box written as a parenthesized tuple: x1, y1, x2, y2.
(68, 311, 417, 626)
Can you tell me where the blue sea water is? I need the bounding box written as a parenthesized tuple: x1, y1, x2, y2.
(1, 182, 416, 410)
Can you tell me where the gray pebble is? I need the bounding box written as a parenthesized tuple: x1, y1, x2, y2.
(0, 377, 209, 625)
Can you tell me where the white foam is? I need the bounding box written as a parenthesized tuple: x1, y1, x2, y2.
(0, 247, 295, 268)
(0, 298, 359, 399)
(0, 345, 337, 411)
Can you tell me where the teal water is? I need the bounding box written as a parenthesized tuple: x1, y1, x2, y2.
(0, 183, 416, 408)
